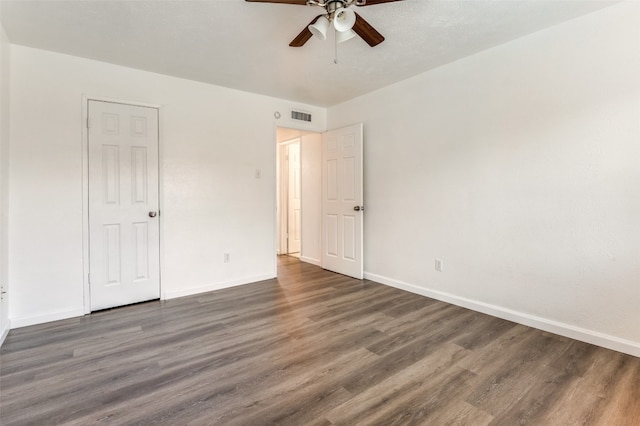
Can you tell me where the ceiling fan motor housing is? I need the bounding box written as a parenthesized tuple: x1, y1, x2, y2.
(307, 0, 364, 11)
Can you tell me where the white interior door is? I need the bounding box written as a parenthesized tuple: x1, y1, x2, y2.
(287, 141, 301, 254)
(322, 123, 363, 279)
(88, 100, 160, 311)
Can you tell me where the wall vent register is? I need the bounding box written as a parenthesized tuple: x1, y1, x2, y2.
(291, 110, 312, 122)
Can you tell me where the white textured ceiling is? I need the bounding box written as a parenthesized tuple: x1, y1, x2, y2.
(0, 0, 620, 107)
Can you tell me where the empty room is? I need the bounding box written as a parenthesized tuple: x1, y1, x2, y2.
(0, 0, 639, 424)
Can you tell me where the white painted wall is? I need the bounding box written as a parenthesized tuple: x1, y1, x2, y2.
(0, 14, 10, 343)
(328, 1, 640, 356)
(9, 46, 326, 327)
(300, 132, 322, 265)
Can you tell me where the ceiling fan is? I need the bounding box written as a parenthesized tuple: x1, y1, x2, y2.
(245, 0, 402, 48)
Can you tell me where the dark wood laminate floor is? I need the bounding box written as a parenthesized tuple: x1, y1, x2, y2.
(1, 257, 639, 425)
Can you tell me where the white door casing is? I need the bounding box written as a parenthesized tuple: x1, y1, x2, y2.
(287, 141, 301, 254)
(88, 100, 160, 311)
(322, 123, 364, 279)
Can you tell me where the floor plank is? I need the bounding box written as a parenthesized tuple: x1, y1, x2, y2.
(1, 256, 639, 425)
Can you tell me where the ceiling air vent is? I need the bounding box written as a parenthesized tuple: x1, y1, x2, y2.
(291, 110, 312, 123)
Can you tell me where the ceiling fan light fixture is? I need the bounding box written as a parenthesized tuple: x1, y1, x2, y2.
(333, 7, 356, 32)
(336, 28, 357, 43)
(308, 16, 330, 40)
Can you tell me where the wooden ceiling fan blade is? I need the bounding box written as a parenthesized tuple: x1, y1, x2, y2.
(352, 12, 385, 47)
(245, 0, 308, 4)
(289, 15, 321, 47)
(358, 0, 403, 5)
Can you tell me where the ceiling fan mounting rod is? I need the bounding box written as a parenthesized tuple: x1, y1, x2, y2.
(306, 0, 366, 8)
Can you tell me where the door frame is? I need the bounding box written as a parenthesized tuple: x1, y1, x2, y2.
(81, 95, 164, 314)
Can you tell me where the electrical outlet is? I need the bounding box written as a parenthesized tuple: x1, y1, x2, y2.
(435, 258, 443, 272)
(224, 253, 231, 263)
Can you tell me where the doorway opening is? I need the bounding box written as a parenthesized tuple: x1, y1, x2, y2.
(276, 127, 322, 266)
(278, 138, 301, 257)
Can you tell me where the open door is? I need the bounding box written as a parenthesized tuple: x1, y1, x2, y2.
(322, 123, 364, 279)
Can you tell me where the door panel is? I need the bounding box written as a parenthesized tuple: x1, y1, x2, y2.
(133, 222, 150, 280)
(88, 100, 160, 311)
(132, 147, 148, 203)
(322, 123, 363, 279)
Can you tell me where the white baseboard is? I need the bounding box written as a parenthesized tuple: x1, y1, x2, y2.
(299, 256, 321, 266)
(0, 318, 10, 346)
(7, 275, 277, 329)
(365, 271, 640, 359)
(164, 273, 276, 300)
(10, 308, 85, 329)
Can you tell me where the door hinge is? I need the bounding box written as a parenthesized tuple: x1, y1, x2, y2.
(88, 273, 91, 284)
(86, 117, 90, 129)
